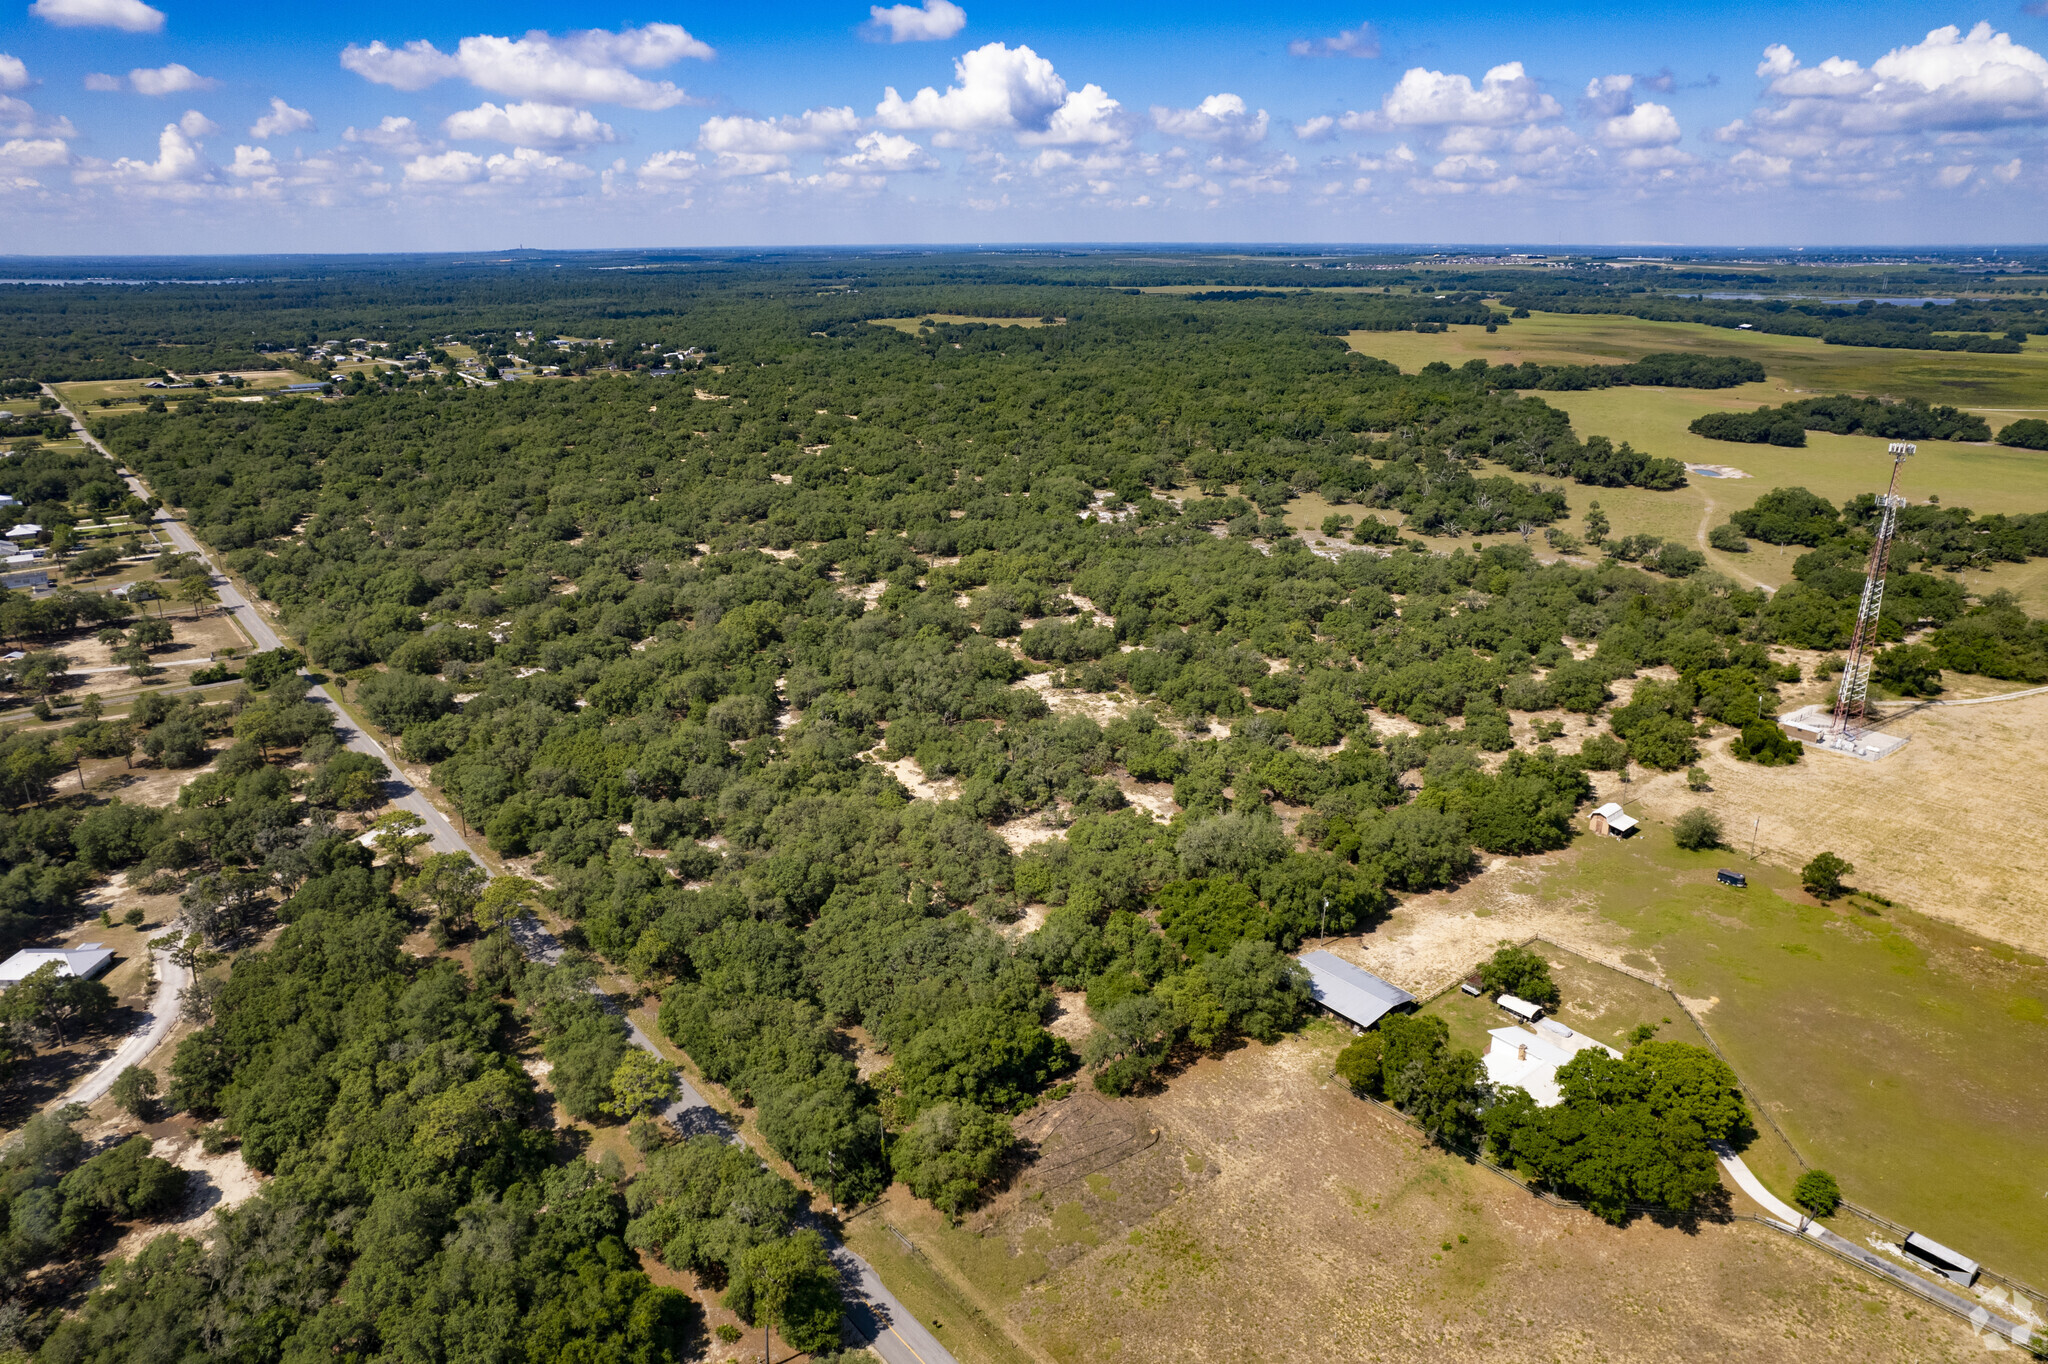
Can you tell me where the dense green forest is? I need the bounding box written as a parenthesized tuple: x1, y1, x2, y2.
(7, 248, 2046, 381)
(6, 255, 2048, 1359)
(1687, 394, 2004, 448)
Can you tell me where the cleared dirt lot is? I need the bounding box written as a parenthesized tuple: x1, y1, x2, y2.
(893, 1029, 1979, 1364)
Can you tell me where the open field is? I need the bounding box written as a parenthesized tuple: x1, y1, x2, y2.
(869, 315, 1062, 332)
(1344, 815, 2048, 1289)
(1345, 311, 2048, 410)
(1337, 311, 2048, 607)
(897, 1030, 1979, 1363)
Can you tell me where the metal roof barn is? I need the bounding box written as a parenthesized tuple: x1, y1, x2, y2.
(1298, 951, 1416, 1030)
(0, 946, 115, 986)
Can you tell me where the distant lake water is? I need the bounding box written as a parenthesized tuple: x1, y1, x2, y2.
(1695, 292, 1955, 305)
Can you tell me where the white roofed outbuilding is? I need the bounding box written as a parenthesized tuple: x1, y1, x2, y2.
(0, 945, 114, 986)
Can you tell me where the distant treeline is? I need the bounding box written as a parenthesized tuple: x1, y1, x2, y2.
(1493, 285, 2047, 353)
(1436, 353, 1765, 391)
(1690, 395, 1995, 447)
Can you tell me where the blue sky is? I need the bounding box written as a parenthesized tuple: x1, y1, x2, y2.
(4, 0, 2048, 251)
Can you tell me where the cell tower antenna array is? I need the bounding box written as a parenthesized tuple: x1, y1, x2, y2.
(1827, 442, 1915, 743)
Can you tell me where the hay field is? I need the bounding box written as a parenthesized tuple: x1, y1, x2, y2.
(1625, 687, 2048, 961)
(891, 1030, 1982, 1363)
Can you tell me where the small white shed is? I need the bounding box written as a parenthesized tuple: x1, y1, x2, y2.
(1497, 993, 1544, 1023)
(1589, 801, 1639, 837)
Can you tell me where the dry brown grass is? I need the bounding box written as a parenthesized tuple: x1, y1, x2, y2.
(1624, 687, 2048, 958)
(914, 1031, 1978, 1363)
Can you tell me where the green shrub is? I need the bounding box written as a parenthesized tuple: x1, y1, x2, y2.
(1478, 943, 1559, 1007)
(1801, 852, 1853, 900)
(1672, 808, 1722, 851)
(1793, 1169, 1841, 1217)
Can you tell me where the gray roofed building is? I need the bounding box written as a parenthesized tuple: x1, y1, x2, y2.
(0, 945, 115, 986)
(1298, 950, 1416, 1030)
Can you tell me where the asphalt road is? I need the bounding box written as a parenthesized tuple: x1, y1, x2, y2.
(48, 391, 473, 861)
(53, 392, 960, 1364)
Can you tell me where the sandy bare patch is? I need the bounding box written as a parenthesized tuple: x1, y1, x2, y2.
(837, 579, 886, 610)
(110, 1132, 265, 1257)
(993, 811, 1064, 853)
(1013, 672, 1145, 727)
(1114, 776, 1179, 822)
(1045, 990, 1093, 1047)
(877, 755, 960, 802)
(1321, 852, 1634, 1000)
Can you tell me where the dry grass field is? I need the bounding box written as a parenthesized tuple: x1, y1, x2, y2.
(886, 1030, 1982, 1364)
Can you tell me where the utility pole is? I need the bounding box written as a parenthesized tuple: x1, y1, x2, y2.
(1751, 817, 1759, 859)
(1319, 897, 1329, 944)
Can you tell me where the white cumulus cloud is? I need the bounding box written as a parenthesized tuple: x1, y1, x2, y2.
(1, 95, 75, 139)
(250, 97, 314, 140)
(345, 116, 431, 155)
(483, 147, 593, 182)
(0, 55, 29, 93)
(1288, 23, 1379, 59)
(636, 149, 701, 186)
(130, 64, 216, 97)
(30, 0, 163, 33)
(1377, 61, 1562, 126)
(343, 23, 712, 111)
(833, 130, 938, 171)
(1292, 115, 1337, 142)
(176, 109, 217, 138)
(1750, 24, 2048, 134)
(1153, 93, 1268, 147)
(698, 106, 861, 154)
(83, 73, 121, 92)
(228, 145, 278, 179)
(867, 0, 967, 43)
(83, 123, 207, 184)
(403, 150, 484, 184)
(0, 137, 72, 169)
(445, 101, 616, 148)
(875, 41, 1122, 146)
(1595, 102, 1681, 147)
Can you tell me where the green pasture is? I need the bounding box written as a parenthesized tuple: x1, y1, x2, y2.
(1346, 309, 2048, 411)
(1521, 823, 2048, 1284)
(1339, 311, 2048, 606)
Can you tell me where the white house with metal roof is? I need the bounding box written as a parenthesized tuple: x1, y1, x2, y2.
(1298, 950, 1416, 1030)
(0, 944, 115, 986)
(1482, 1017, 1621, 1106)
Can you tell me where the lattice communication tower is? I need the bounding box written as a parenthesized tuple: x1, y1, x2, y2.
(1828, 442, 1915, 739)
